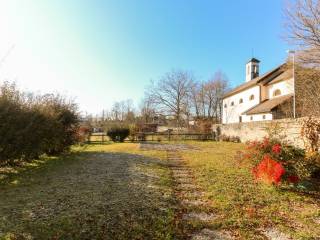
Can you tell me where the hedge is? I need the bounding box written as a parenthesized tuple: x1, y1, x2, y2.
(107, 127, 130, 142)
(0, 82, 80, 166)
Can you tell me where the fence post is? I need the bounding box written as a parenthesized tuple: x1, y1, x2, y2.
(88, 133, 91, 144)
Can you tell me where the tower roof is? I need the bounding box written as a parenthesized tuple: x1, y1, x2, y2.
(247, 58, 260, 63)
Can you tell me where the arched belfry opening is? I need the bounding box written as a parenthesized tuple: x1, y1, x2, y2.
(245, 58, 260, 82)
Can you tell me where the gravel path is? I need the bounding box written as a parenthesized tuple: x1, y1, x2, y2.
(0, 151, 175, 239)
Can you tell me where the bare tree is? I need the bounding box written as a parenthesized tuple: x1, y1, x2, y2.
(284, 1, 320, 117)
(190, 71, 229, 122)
(190, 82, 206, 118)
(198, 83, 207, 117)
(190, 81, 201, 118)
(111, 102, 121, 121)
(147, 70, 193, 128)
(285, 0, 320, 65)
(210, 71, 229, 122)
(139, 96, 157, 123)
(109, 99, 135, 122)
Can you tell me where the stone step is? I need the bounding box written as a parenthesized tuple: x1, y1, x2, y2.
(262, 228, 291, 240)
(171, 168, 190, 173)
(172, 173, 192, 178)
(182, 191, 206, 199)
(181, 199, 207, 207)
(182, 212, 216, 222)
(191, 229, 233, 240)
(174, 178, 193, 184)
(176, 183, 199, 190)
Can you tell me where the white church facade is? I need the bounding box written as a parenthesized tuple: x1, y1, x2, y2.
(222, 58, 294, 124)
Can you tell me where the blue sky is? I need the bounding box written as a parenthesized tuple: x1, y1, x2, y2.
(0, 0, 289, 114)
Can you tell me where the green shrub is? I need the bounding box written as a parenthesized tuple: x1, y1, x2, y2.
(0, 82, 79, 166)
(107, 128, 130, 142)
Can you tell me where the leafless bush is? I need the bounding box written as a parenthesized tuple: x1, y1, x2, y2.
(301, 117, 320, 152)
(295, 64, 320, 117)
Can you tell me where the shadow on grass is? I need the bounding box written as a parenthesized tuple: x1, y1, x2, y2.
(0, 150, 83, 186)
(86, 141, 113, 145)
(0, 150, 177, 240)
(282, 178, 320, 200)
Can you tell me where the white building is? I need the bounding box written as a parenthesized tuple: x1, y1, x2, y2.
(222, 58, 294, 124)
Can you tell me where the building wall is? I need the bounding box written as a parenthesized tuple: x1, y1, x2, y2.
(213, 118, 305, 148)
(222, 78, 294, 124)
(268, 78, 294, 99)
(222, 86, 260, 124)
(242, 113, 273, 122)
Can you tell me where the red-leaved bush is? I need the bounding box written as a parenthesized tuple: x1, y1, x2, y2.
(241, 137, 307, 185)
(272, 144, 282, 154)
(252, 155, 285, 184)
(287, 175, 300, 184)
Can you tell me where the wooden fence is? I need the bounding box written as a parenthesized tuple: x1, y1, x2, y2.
(88, 132, 216, 144)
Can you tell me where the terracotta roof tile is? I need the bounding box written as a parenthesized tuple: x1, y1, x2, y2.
(223, 64, 287, 99)
(243, 94, 293, 115)
(267, 69, 292, 85)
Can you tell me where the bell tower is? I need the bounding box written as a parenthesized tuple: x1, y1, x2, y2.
(246, 58, 260, 82)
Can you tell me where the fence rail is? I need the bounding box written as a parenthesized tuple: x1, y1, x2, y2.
(88, 132, 216, 143)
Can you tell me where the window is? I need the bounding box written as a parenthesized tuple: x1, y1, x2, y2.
(239, 116, 242, 122)
(249, 94, 255, 101)
(273, 89, 281, 97)
(231, 101, 235, 106)
(250, 116, 253, 121)
(224, 104, 227, 108)
(263, 115, 266, 120)
(239, 98, 243, 104)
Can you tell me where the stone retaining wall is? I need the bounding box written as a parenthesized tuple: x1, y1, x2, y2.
(212, 118, 306, 148)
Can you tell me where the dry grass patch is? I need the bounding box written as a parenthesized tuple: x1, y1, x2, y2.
(0, 143, 176, 240)
(180, 141, 320, 239)
(2, 141, 319, 239)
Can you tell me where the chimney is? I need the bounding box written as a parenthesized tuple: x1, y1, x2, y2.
(246, 58, 260, 82)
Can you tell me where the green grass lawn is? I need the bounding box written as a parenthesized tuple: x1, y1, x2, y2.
(0, 142, 319, 239)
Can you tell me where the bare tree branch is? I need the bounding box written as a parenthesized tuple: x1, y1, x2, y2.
(146, 70, 194, 128)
